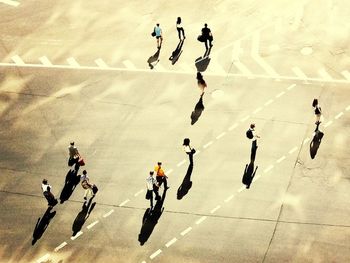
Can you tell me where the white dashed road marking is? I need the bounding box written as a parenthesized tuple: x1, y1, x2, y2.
(303, 138, 310, 145)
(210, 205, 221, 214)
(264, 99, 273, 106)
(324, 120, 333, 128)
(166, 169, 174, 175)
(287, 84, 296, 90)
(288, 146, 298, 154)
(216, 132, 226, 139)
(335, 112, 344, 119)
(238, 186, 246, 192)
(240, 115, 250, 122)
(224, 194, 234, 203)
(276, 156, 286, 163)
(165, 238, 177, 248)
(177, 159, 187, 167)
(253, 107, 262, 114)
(264, 165, 274, 173)
(228, 123, 239, 131)
(119, 199, 130, 207)
(71, 231, 83, 240)
(195, 216, 207, 225)
(87, 220, 99, 229)
(276, 91, 285, 98)
(103, 209, 114, 218)
(134, 189, 144, 197)
(36, 253, 50, 263)
(150, 249, 162, 259)
(54, 242, 67, 252)
(203, 141, 213, 149)
(180, 227, 192, 236)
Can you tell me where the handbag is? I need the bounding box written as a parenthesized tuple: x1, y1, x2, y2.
(78, 158, 85, 166)
(151, 27, 156, 37)
(197, 35, 205, 42)
(145, 190, 152, 200)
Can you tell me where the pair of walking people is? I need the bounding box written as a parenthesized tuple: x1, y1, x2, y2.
(146, 162, 168, 208)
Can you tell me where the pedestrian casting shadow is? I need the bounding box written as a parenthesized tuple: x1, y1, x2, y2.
(59, 169, 81, 204)
(195, 47, 212, 72)
(191, 94, 205, 125)
(72, 198, 96, 236)
(242, 161, 258, 189)
(310, 130, 324, 159)
(177, 163, 193, 199)
(169, 40, 184, 65)
(250, 142, 258, 163)
(138, 190, 167, 245)
(147, 48, 161, 69)
(32, 207, 56, 245)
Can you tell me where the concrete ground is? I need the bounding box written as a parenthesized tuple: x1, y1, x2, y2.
(0, 0, 349, 263)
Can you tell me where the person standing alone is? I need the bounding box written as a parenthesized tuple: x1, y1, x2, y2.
(176, 17, 185, 40)
(154, 23, 163, 49)
(312, 99, 322, 125)
(201, 23, 213, 50)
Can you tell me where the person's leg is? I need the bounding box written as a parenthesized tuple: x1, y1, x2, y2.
(160, 36, 163, 46)
(149, 190, 153, 208)
(188, 152, 194, 165)
(177, 28, 181, 40)
(182, 28, 185, 39)
(163, 177, 168, 189)
(204, 39, 208, 50)
(156, 176, 163, 187)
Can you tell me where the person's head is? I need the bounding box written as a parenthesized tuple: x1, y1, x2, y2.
(183, 138, 190, 146)
(177, 17, 181, 23)
(250, 123, 255, 129)
(150, 171, 154, 176)
(312, 99, 318, 107)
(70, 142, 74, 146)
(83, 170, 87, 175)
(42, 179, 48, 185)
(204, 23, 208, 28)
(157, 162, 162, 166)
(156, 23, 160, 27)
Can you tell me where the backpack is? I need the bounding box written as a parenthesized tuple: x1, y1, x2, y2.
(246, 129, 253, 139)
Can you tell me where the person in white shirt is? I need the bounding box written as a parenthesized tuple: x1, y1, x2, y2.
(183, 138, 196, 165)
(41, 179, 57, 207)
(176, 17, 185, 40)
(146, 171, 160, 208)
(80, 170, 95, 200)
(247, 124, 260, 162)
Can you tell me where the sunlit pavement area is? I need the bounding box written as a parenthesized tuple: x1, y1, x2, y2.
(0, 0, 350, 262)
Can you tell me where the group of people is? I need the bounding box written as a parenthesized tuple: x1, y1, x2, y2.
(41, 142, 98, 208)
(151, 19, 214, 51)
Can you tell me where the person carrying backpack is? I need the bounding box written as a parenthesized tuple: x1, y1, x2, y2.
(246, 124, 260, 162)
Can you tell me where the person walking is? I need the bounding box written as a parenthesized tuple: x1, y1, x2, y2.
(41, 179, 58, 207)
(153, 23, 163, 49)
(246, 124, 260, 162)
(68, 142, 80, 167)
(176, 17, 185, 40)
(80, 170, 96, 200)
(146, 171, 160, 208)
(183, 138, 196, 165)
(201, 23, 213, 50)
(196, 72, 207, 94)
(154, 162, 169, 190)
(312, 99, 322, 125)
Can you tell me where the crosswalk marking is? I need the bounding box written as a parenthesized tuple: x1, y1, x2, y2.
(341, 70, 350, 80)
(292, 66, 308, 81)
(232, 41, 243, 61)
(39, 56, 52, 66)
(67, 57, 80, 67)
(234, 61, 254, 78)
(318, 68, 333, 80)
(95, 58, 109, 69)
(11, 55, 25, 65)
(122, 60, 136, 69)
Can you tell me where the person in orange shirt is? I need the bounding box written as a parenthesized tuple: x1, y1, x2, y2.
(154, 162, 169, 190)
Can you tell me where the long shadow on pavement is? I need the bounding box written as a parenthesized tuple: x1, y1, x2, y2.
(138, 190, 167, 245)
(72, 198, 96, 236)
(147, 48, 161, 69)
(191, 94, 205, 125)
(177, 163, 193, 199)
(195, 47, 212, 72)
(169, 39, 184, 65)
(310, 125, 324, 159)
(242, 161, 258, 189)
(59, 169, 81, 204)
(32, 207, 56, 245)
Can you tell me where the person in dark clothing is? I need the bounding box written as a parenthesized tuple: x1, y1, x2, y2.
(201, 23, 213, 50)
(176, 17, 185, 40)
(41, 179, 58, 207)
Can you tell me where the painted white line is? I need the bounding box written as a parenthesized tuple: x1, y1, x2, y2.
(252, 52, 279, 77)
(165, 237, 177, 248)
(0, 0, 20, 7)
(54, 241, 67, 252)
(253, 107, 262, 114)
(346, 105, 350, 111)
(232, 41, 242, 61)
(71, 231, 83, 240)
(318, 68, 333, 80)
(134, 189, 144, 197)
(228, 123, 239, 131)
(335, 112, 344, 119)
(122, 60, 136, 70)
(166, 169, 174, 175)
(238, 186, 246, 192)
(39, 56, 52, 66)
(87, 220, 99, 229)
(253, 174, 261, 181)
(240, 115, 250, 122)
(11, 55, 25, 65)
(234, 61, 254, 78)
(288, 146, 298, 154)
(324, 120, 333, 128)
(303, 138, 310, 145)
(264, 99, 273, 106)
(276, 91, 285, 98)
(224, 194, 234, 203)
(95, 58, 109, 69)
(195, 216, 207, 225)
(210, 205, 221, 214)
(264, 165, 274, 173)
(119, 199, 130, 207)
(216, 132, 226, 139)
(276, 156, 286, 163)
(150, 249, 162, 259)
(341, 70, 350, 81)
(292, 67, 308, 81)
(177, 159, 187, 167)
(36, 253, 50, 263)
(180, 227, 193, 236)
(203, 141, 213, 149)
(103, 209, 114, 218)
(67, 57, 80, 67)
(287, 84, 296, 90)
